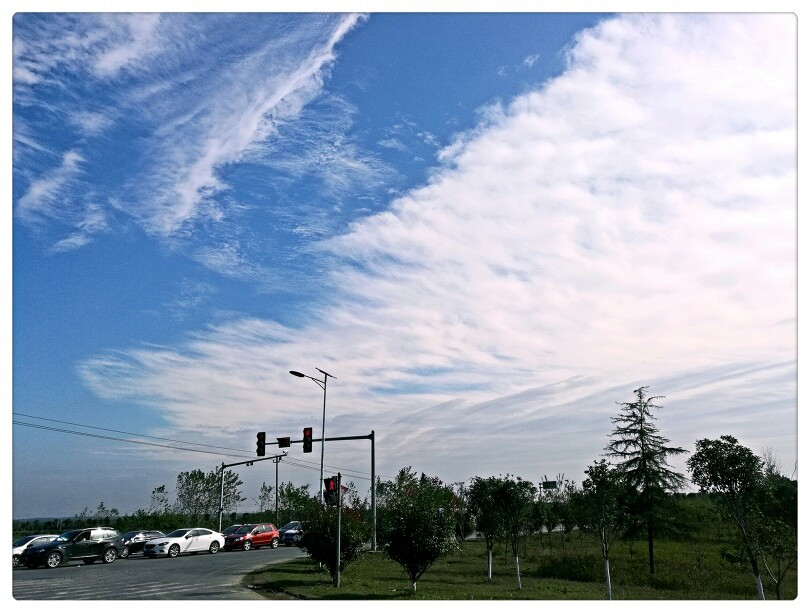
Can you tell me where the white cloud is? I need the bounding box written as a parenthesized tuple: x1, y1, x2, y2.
(80, 14, 797, 483)
(16, 150, 85, 224)
(93, 14, 162, 77)
(140, 13, 367, 236)
(49, 202, 110, 252)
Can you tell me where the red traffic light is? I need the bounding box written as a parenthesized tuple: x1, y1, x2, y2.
(303, 427, 313, 453)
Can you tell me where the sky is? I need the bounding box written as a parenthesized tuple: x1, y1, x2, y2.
(6, 6, 803, 521)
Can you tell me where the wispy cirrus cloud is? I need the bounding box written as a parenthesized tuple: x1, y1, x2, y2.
(14, 13, 374, 261)
(79, 14, 796, 482)
(16, 150, 85, 225)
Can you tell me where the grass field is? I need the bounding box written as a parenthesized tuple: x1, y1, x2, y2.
(243, 533, 797, 600)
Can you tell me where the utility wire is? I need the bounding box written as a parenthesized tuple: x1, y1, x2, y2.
(13, 411, 249, 454)
(13, 421, 254, 459)
(13, 412, 395, 481)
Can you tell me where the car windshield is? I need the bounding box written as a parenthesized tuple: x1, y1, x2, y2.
(121, 531, 143, 539)
(235, 525, 256, 534)
(55, 530, 82, 542)
(13, 535, 37, 547)
(281, 522, 299, 530)
(166, 529, 190, 538)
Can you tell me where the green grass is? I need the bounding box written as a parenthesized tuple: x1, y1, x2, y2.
(243, 534, 798, 600)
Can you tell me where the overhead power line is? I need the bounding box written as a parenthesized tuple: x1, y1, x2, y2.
(13, 411, 250, 454)
(13, 411, 394, 481)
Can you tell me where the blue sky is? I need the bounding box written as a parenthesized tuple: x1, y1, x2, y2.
(7, 9, 800, 519)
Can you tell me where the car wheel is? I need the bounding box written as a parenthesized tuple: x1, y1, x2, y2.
(168, 544, 180, 558)
(271, 538, 279, 549)
(13, 555, 21, 567)
(119, 546, 130, 558)
(242, 540, 252, 551)
(102, 548, 117, 564)
(46, 552, 62, 568)
(209, 541, 220, 554)
(84, 559, 95, 565)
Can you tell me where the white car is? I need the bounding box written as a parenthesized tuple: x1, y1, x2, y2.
(142, 528, 224, 558)
(13, 534, 58, 567)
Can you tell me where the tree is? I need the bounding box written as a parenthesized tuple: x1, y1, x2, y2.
(495, 476, 536, 589)
(758, 452, 797, 600)
(379, 467, 458, 592)
(468, 476, 506, 579)
(298, 496, 369, 586)
(276, 481, 313, 523)
(575, 460, 626, 600)
(687, 435, 767, 599)
(255, 481, 274, 515)
(605, 386, 686, 574)
(174, 467, 244, 519)
(148, 485, 171, 515)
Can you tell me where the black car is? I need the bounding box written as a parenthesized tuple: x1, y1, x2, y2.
(278, 521, 303, 546)
(118, 530, 165, 558)
(20, 527, 121, 569)
(220, 524, 243, 537)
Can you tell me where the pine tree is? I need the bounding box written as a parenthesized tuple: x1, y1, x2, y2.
(605, 386, 686, 574)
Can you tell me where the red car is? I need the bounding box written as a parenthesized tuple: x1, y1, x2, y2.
(223, 523, 280, 551)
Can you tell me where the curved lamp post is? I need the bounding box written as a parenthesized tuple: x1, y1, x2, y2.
(290, 368, 336, 504)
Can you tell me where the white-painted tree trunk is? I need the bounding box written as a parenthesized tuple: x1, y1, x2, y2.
(756, 574, 765, 600)
(604, 557, 612, 600)
(487, 547, 493, 579)
(515, 555, 522, 589)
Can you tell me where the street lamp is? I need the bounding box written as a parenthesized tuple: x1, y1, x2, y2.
(290, 367, 336, 504)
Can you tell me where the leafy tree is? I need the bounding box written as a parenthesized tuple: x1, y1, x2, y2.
(687, 435, 768, 599)
(496, 476, 536, 589)
(574, 460, 626, 599)
(379, 467, 458, 592)
(451, 481, 474, 548)
(276, 481, 313, 523)
(298, 496, 369, 586)
(468, 476, 506, 579)
(605, 386, 686, 574)
(174, 467, 244, 519)
(148, 485, 171, 515)
(758, 454, 797, 600)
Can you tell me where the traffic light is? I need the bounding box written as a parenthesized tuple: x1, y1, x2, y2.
(277, 436, 291, 448)
(303, 427, 313, 453)
(256, 431, 266, 456)
(324, 476, 338, 505)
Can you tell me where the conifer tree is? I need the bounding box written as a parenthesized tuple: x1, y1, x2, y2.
(605, 386, 686, 574)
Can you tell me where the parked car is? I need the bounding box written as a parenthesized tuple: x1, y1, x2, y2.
(220, 524, 243, 536)
(118, 530, 165, 558)
(142, 528, 224, 558)
(223, 523, 279, 551)
(19, 527, 121, 569)
(278, 521, 303, 546)
(13, 534, 58, 567)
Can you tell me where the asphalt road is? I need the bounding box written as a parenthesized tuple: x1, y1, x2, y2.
(12, 545, 306, 600)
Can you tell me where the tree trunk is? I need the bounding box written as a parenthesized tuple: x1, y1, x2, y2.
(647, 502, 655, 574)
(487, 546, 493, 579)
(411, 580, 417, 592)
(604, 556, 612, 600)
(515, 555, 522, 589)
(755, 574, 765, 600)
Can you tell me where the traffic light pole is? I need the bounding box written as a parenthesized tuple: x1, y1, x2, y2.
(258, 430, 377, 551)
(335, 472, 342, 588)
(217, 452, 287, 532)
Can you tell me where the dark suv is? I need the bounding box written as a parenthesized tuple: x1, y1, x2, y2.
(118, 530, 165, 558)
(20, 527, 121, 569)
